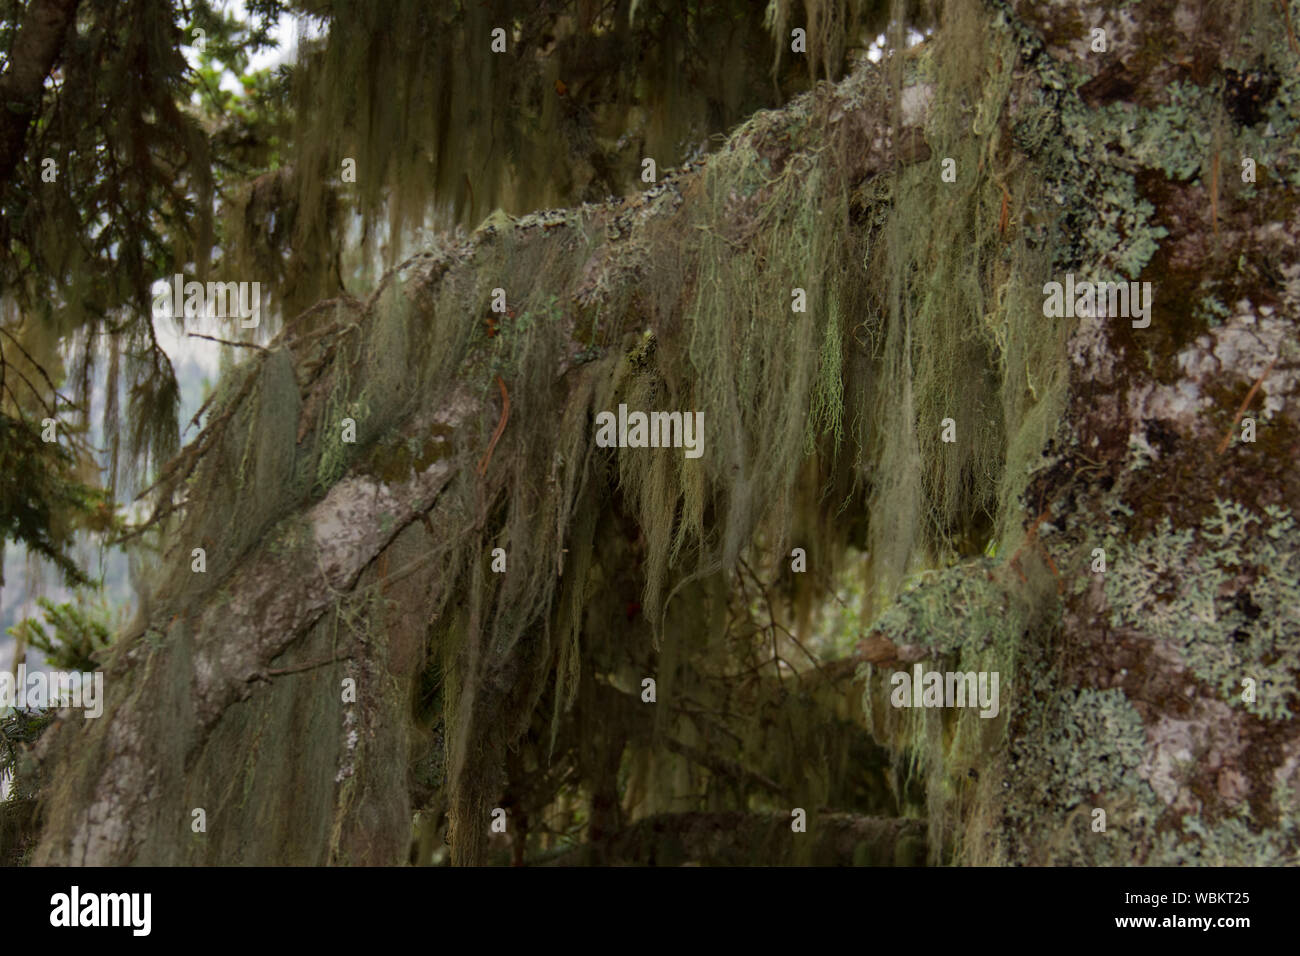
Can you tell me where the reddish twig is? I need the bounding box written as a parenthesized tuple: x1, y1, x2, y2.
(477, 375, 510, 477)
(1277, 0, 1300, 58)
(1216, 354, 1278, 455)
(1210, 150, 1220, 238)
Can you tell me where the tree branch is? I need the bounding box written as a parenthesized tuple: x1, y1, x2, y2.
(0, 0, 81, 188)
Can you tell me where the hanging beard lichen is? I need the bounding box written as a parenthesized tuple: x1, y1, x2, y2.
(27, 1, 1087, 867)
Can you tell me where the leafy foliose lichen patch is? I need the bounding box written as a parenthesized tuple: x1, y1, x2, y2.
(1101, 498, 1300, 722)
(1003, 686, 1163, 865)
(855, 555, 1060, 864)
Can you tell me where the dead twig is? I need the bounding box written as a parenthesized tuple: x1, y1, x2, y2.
(187, 332, 268, 351)
(246, 651, 353, 684)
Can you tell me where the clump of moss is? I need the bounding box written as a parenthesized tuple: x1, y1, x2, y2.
(316, 390, 373, 494)
(361, 425, 455, 483)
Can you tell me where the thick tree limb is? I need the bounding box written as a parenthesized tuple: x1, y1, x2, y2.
(0, 0, 80, 188)
(28, 52, 932, 865)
